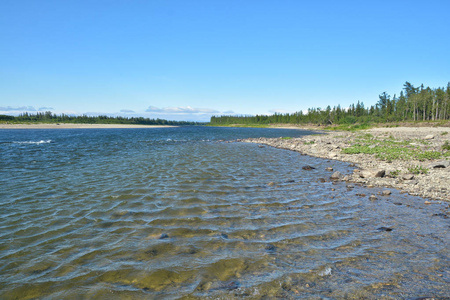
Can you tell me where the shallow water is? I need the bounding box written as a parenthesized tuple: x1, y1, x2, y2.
(0, 127, 449, 299)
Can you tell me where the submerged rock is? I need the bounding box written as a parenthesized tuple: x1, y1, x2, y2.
(377, 227, 393, 232)
(159, 233, 169, 239)
(382, 190, 392, 196)
(302, 165, 315, 170)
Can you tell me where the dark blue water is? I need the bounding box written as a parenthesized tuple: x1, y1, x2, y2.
(0, 126, 449, 299)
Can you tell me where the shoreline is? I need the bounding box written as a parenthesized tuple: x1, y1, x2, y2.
(0, 123, 179, 129)
(241, 126, 450, 202)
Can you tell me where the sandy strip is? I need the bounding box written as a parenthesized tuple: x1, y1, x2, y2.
(0, 123, 178, 129)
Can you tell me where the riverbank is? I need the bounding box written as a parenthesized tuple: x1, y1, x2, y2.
(241, 127, 450, 201)
(0, 123, 178, 129)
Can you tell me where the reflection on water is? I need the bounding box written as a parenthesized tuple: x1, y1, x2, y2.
(0, 127, 449, 299)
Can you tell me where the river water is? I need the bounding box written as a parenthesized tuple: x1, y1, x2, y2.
(0, 126, 448, 299)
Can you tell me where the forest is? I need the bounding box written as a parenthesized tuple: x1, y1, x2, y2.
(0, 112, 201, 126)
(210, 82, 450, 126)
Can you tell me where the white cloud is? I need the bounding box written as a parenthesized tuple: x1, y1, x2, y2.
(38, 106, 54, 111)
(120, 109, 135, 113)
(145, 105, 219, 114)
(0, 106, 37, 112)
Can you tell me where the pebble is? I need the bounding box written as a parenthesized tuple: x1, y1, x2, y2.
(302, 165, 315, 170)
(159, 233, 169, 239)
(369, 195, 378, 201)
(382, 190, 392, 196)
(377, 227, 393, 232)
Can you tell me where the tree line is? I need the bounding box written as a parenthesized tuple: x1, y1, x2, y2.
(210, 82, 450, 125)
(0, 111, 201, 126)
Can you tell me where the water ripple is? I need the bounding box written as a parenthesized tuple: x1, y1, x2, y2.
(0, 127, 449, 299)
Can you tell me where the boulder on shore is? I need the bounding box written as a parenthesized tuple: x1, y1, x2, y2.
(360, 169, 385, 178)
(330, 171, 342, 180)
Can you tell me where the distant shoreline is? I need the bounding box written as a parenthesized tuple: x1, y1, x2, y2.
(0, 123, 179, 129)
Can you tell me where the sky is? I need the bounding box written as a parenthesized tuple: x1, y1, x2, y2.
(1, 0, 449, 122)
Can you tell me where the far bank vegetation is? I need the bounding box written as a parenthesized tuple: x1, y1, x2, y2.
(210, 82, 450, 127)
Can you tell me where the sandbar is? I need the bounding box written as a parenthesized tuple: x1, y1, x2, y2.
(0, 123, 178, 129)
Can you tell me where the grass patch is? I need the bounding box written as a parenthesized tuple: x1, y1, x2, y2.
(303, 140, 315, 144)
(281, 137, 292, 140)
(408, 166, 428, 174)
(324, 123, 373, 131)
(342, 136, 446, 161)
(442, 141, 450, 151)
(390, 170, 401, 178)
(441, 131, 448, 136)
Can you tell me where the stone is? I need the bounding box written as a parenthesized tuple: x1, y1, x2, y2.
(427, 160, 450, 169)
(302, 165, 315, 170)
(424, 135, 434, 140)
(159, 233, 169, 239)
(402, 174, 415, 180)
(330, 171, 342, 180)
(377, 227, 393, 232)
(325, 167, 333, 171)
(382, 190, 392, 196)
(360, 169, 385, 178)
(343, 175, 350, 181)
(369, 195, 378, 200)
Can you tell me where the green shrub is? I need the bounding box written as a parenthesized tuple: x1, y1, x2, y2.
(408, 166, 428, 174)
(442, 141, 450, 151)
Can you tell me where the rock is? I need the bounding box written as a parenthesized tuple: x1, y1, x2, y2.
(330, 171, 342, 180)
(264, 244, 277, 252)
(302, 165, 315, 170)
(369, 195, 378, 201)
(424, 201, 432, 205)
(377, 227, 393, 232)
(318, 178, 326, 183)
(267, 182, 275, 186)
(356, 193, 366, 197)
(427, 160, 450, 169)
(424, 135, 434, 140)
(402, 174, 415, 180)
(343, 175, 350, 181)
(360, 169, 386, 178)
(329, 152, 338, 158)
(382, 190, 392, 196)
(325, 167, 333, 171)
(159, 233, 169, 239)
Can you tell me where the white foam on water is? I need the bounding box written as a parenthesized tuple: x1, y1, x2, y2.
(318, 267, 332, 276)
(14, 140, 52, 145)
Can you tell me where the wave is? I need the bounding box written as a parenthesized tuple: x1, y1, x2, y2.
(13, 140, 52, 145)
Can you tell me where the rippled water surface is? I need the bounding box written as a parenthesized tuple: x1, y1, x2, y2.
(0, 126, 449, 299)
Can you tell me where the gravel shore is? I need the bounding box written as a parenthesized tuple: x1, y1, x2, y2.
(241, 127, 450, 201)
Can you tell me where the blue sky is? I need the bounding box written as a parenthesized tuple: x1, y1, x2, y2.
(1, 0, 449, 121)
